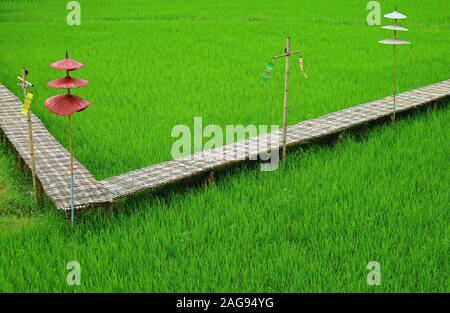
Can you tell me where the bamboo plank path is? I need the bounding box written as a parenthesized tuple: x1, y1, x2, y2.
(0, 79, 449, 211)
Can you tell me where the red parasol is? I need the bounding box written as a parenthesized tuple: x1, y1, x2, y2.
(50, 51, 84, 71)
(45, 52, 90, 116)
(47, 77, 89, 89)
(50, 58, 84, 71)
(45, 51, 91, 225)
(45, 94, 91, 116)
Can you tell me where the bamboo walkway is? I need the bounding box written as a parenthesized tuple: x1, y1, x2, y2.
(0, 79, 449, 211)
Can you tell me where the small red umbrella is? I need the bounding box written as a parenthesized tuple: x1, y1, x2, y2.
(45, 94, 91, 116)
(50, 52, 84, 71)
(45, 51, 90, 225)
(47, 77, 89, 89)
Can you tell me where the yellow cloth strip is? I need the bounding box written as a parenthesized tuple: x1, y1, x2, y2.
(21, 92, 33, 116)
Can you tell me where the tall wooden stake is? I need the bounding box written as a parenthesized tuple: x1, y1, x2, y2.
(281, 37, 290, 161)
(20, 67, 38, 201)
(392, 43, 397, 122)
(272, 37, 302, 161)
(69, 115, 75, 225)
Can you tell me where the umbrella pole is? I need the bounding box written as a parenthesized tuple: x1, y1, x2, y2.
(391, 26, 398, 123)
(281, 36, 290, 162)
(393, 43, 397, 122)
(69, 115, 74, 225)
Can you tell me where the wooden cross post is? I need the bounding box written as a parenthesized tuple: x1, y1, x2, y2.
(273, 37, 302, 161)
(17, 67, 38, 201)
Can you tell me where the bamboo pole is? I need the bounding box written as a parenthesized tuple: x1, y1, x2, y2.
(21, 67, 38, 200)
(65, 210, 71, 224)
(104, 204, 113, 220)
(69, 115, 75, 225)
(18, 157, 25, 170)
(338, 130, 345, 142)
(392, 28, 397, 123)
(433, 100, 439, 111)
(281, 37, 291, 161)
(271, 38, 302, 161)
(207, 170, 215, 186)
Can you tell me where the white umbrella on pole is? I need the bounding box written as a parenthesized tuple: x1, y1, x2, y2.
(379, 8, 410, 122)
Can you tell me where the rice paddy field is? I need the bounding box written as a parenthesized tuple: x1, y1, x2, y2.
(0, 0, 449, 292)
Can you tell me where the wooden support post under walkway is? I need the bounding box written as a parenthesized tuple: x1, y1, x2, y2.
(433, 100, 440, 111)
(0, 80, 449, 217)
(65, 210, 73, 224)
(337, 130, 345, 142)
(18, 156, 25, 170)
(207, 170, 215, 186)
(104, 204, 114, 220)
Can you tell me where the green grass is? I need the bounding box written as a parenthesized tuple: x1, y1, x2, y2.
(0, 142, 43, 217)
(0, 0, 449, 292)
